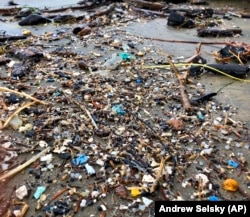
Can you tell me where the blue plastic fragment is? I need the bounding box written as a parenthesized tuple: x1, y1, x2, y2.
(197, 111, 204, 122)
(208, 196, 219, 201)
(120, 52, 136, 61)
(112, 104, 126, 115)
(34, 186, 46, 199)
(71, 154, 89, 166)
(228, 159, 239, 168)
(135, 78, 143, 84)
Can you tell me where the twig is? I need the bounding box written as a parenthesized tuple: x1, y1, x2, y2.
(1, 101, 36, 129)
(150, 157, 167, 193)
(48, 187, 69, 204)
(0, 87, 46, 105)
(70, 99, 98, 130)
(0, 146, 51, 182)
(12, 200, 29, 217)
(168, 57, 192, 112)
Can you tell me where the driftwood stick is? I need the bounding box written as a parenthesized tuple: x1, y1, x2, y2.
(92, 3, 115, 17)
(197, 28, 242, 37)
(129, 0, 166, 11)
(0, 35, 27, 42)
(0, 146, 51, 182)
(0, 7, 20, 15)
(150, 157, 167, 193)
(42, 5, 91, 13)
(130, 6, 167, 17)
(168, 57, 192, 112)
(13, 200, 29, 217)
(113, 30, 228, 45)
(0, 87, 46, 105)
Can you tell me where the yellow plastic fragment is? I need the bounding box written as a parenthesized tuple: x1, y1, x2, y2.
(222, 178, 239, 192)
(126, 186, 146, 197)
(130, 188, 141, 197)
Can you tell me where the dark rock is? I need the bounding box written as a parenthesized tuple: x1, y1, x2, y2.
(167, 11, 195, 28)
(53, 201, 71, 215)
(206, 63, 249, 78)
(10, 47, 44, 61)
(8, 0, 19, 6)
(54, 14, 76, 23)
(25, 131, 35, 138)
(6, 93, 22, 104)
(15, 7, 34, 18)
(18, 14, 51, 26)
(11, 63, 30, 79)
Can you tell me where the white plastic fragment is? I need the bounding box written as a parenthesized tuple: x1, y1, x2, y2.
(200, 148, 213, 156)
(4, 151, 17, 162)
(99, 204, 107, 211)
(195, 173, 209, 187)
(47, 163, 54, 170)
(119, 204, 129, 210)
(181, 180, 190, 188)
(91, 190, 100, 198)
(80, 199, 87, 207)
(85, 163, 96, 175)
(96, 158, 105, 166)
(39, 140, 48, 148)
(173, 195, 184, 201)
(1, 141, 11, 148)
(13, 210, 21, 217)
(142, 197, 153, 207)
(1, 163, 9, 170)
(40, 153, 53, 163)
(7, 60, 15, 68)
(16, 185, 28, 200)
(139, 204, 146, 211)
(142, 174, 155, 184)
(9, 115, 23, 130)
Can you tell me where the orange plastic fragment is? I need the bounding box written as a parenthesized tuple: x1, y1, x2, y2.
(222, 178, 239, 192)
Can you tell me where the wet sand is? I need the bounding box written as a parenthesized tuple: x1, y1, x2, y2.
(0, 1, 250, 217)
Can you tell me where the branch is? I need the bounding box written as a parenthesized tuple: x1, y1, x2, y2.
(0, 87, 46, 105)
(0, 146, 51, 182)
(168, 57, 192, 112)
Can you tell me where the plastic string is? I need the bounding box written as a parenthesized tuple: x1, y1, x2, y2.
(143, 63, 250, 83)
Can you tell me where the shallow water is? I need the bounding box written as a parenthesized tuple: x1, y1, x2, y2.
(1, 0, 249, 10)
(0, 0, 79, 8)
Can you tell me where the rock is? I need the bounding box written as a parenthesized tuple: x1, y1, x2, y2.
(18, 14, 51, 26)
(11, 47, 44, 61)
(54, 14, 76, 23)
(15, 7, 33, 18)
(11, 63, 30, 79)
